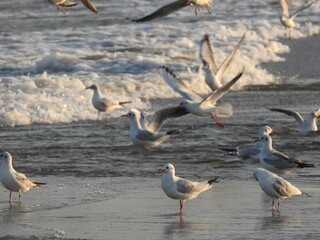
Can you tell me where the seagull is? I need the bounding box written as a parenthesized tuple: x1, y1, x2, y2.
(253, 168, 310, 212)
(86, 84, 131, 122)
(0, 152, 46, 203)
(160, 66, 245, 128)
(199, 31, 246, 91)
(221, 125, 276, 159)
(267, 108, 320, 134)
(278, 0, 316, 39)
(158, 163, 218, 214)
(259, 134, 315, 174)
(122, 109, 181, 150)
(132, 0, 213, 22)
(46, 0, 98, 14)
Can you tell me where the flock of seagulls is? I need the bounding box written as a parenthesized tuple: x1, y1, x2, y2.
(1, 0, 317, 216)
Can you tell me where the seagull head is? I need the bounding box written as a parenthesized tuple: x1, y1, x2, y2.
(179, 99, 192, 108)
(202, 60, 210, 71)
(121, 109, 141, 119)
(311, 109, 320, 119)
(157, 163, 175, 174)
(0, 152, 13, 165)
(260, 126, 276, 135)
(85, 84, 97, 90)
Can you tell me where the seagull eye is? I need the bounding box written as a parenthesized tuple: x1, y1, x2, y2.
(166, 166, 169, 169)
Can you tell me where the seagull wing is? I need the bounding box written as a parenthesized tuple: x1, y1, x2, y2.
(267, 108, 304, 129)
(176, 178, 197, 194)
(290, 1, 316, 19)
(136, 130, 159, 141)
(279, 0, 289, 17)
(60, 0, 78, 7)
(214, 31, 246, 83)
(199, 34, 218, 75)
(148, 106, 189, 132)
(272, 178, 295, 197)
(132, 0, 189, 22)
(200, 68, 244, 106)
(160, 66, 203, 101)
(80, 0, 98, 14)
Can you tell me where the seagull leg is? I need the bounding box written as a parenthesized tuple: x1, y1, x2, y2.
(96, 111, 100, 122)
(179, 200, 184, 214)
(271, 199, 275, 212)
(9, 191, 12, 203)
(19, 191, 22, 203)
(211, 115, 225, 128)
(194, 7, 198, 16)
(105, 112, 108, 122)
(207, 6, 212, 14)
(277, 199, 281, 213)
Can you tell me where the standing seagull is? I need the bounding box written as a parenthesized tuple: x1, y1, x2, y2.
(122, 109, 181, 150)
(160, 66, 245, 128)
(0, 152, 46, 203)
(132, 0, 213, 22)
(253, 168, 309, 212)
(158, 163, 218, 215)
(199, 31, 246, 91)
(259, 134, 315, 174)
(268, 108, 320, 134)
(221, 125, 276, 159)
(86, 84, 131, 122)
(46, 0, 99, 14)
(278, 0, 316, 39)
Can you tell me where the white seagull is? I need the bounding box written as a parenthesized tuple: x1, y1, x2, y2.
(46, 0, 98, 14)
(221, 125, 276, 159)
(199, 31, 246, 91)
(132, 0, 213, 22)
(160, 66, 245, 128)
(0, 152, 46, 203)
(158, 163, 218, 214)
(86, 84, 131, 122)
(259, 134, 315, 174)
(268, 107, 320, 134)
(279, 0, 316, 38)
(122, 109, 181, 150)
(253, 168, 310, 212)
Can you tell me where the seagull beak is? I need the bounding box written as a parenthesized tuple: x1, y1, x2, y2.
(157, 169, 165, 174)
(271, 129, 277, 134)
(121, 114, 129, 117)
(254, 138, 260, 142)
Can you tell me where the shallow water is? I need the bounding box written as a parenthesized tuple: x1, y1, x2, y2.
(0, 0, 320, 239)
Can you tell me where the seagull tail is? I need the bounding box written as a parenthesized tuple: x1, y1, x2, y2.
(214, 102, 233, 117)
(298, 162, 315, 168)
(34, 182, 46, 187)
(208, 177, 219, 185)
(302, 191, 311, 197)
(119, 101, 132, 106)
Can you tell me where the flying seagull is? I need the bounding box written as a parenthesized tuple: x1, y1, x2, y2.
(160, 66, 245, 128)
(132, 0, 213, 22)
(278, 0, 316, 38)
(46, 0, 99, 14)
(199, 31, 246, 91)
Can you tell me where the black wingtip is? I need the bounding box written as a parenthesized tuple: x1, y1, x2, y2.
(208, 177, 219, 185)
(167, 129, 180, 135)
(299, 163, 315, 168)
(159, 66, 178, 79)
(35, 182, 46, 186)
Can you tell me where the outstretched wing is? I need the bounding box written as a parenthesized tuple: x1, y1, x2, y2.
(199, 34, 218, 74)
(80, 0, 98, 14)
(291, 1, 316, 19)
(267, 108, 304, 129)
(148, 106, 189, 132)
(132, 0, 189, 22)
(214, 31, 246, 83)
(160, 66, 203, 101)
(200, 68, 244, 106)
(279, 0, 289, 17)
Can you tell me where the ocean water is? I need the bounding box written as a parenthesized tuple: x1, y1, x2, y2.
(0, 0, 319, 239)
